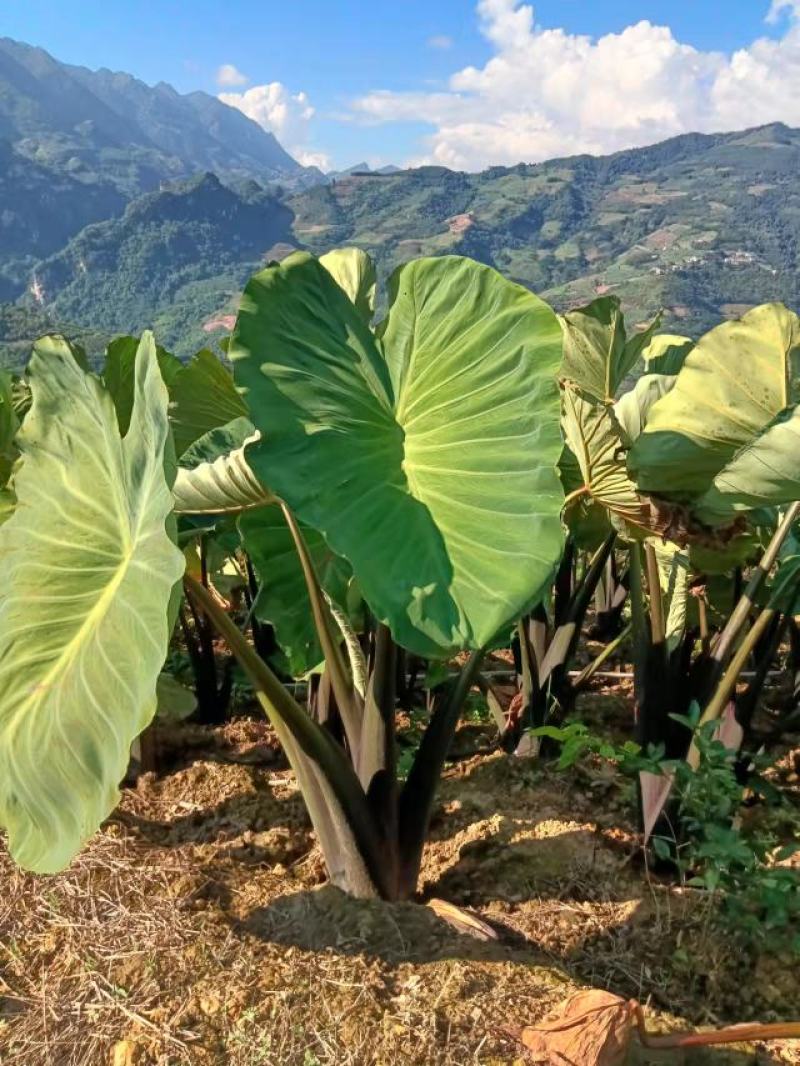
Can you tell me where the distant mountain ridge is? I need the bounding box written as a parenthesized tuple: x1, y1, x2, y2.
(3, 40, 800, 369)
(0, 36, 305, 195)
(291, 121, 800, 340)
(326, 161, 401, 180)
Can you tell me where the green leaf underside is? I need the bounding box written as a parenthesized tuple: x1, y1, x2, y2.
(559, 442, 613, 550)
(240, 505, 353, 676)
(561, 386, 650, 535)
(231, 252, 564, 657)
(173, 418, 272, 515)
(0, 335, 184, 872)
(694, 405, 800, 524)
(629, 304, 800, 499)
(613, 374, 678, 443)
(559, 296, 660, 402)
(320, 247, 376, 323)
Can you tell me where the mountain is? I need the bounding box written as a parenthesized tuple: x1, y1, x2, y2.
(5, 119, 800, 366)
(0, 138, 124, 300)
(0, 36, 305, 196)
(290, 122, 800, 337)
(25, 172, 296, 358)
(326, 161, 401, 180)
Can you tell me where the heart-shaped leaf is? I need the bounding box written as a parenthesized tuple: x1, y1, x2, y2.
(230, 252, 564, 657)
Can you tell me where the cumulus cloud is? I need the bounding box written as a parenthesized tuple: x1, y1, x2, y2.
(350, 0, 800, 170)
(293, 148, 333, 171)
(219, 82, 330, 167)
(220, 83, 314, 142)
(766, 0, 800, 22)
(427, 34, 454, 50)
(216, 63, 248, 88)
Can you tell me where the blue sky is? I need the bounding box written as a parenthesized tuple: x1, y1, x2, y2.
(4, 1, 800, 170)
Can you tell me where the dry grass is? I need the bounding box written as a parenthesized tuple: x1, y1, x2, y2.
(1, 712, 799, 1065)
(0, 833, 206, 1064)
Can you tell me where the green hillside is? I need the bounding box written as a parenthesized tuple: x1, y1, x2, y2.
(5, 121, 800, 363)
(289, 122, 800, 336)
(0, 138, 124, 300)
(24, 173, 296, 358)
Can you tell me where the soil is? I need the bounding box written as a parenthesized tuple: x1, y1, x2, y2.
(1, 694, 799, 1066)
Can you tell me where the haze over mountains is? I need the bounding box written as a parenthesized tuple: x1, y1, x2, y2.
(2, 36, 800, 363)
(0, 37, 309, 191)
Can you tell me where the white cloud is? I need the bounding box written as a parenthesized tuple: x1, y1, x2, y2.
(427, 35, 454, 50)
(220, 83, 314, 142)
(219, 82, 331, 169)
(766, 0, 800, 22)
(216, 63, 248, 88)
(349, 0, 800, 170)
(293, 148, 333, 171)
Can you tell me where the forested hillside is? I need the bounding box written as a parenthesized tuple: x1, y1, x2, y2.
(290, 122, 800, 337)
(4, 110, 800, 361)
(31, 173, 296, 356)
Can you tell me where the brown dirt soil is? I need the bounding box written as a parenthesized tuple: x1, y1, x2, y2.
(1, 703, 799, 1066)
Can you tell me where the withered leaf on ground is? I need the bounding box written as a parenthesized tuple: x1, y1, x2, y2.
(513, 990, 634, 1065)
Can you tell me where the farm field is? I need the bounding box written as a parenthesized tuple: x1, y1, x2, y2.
(2, 682, 799, 1065)
(2, 248, 800, 1066)
(9, 6, 800, 1063)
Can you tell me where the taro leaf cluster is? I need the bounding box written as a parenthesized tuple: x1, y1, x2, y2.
(0, 250, 567, 901)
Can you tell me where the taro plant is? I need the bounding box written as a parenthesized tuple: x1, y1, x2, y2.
(500, 297, 667, 756)
(621, 304, 800, 836)
(544, 295, 800, 839)
(0, 249, 567, 902)
(0, 335, 185, 872)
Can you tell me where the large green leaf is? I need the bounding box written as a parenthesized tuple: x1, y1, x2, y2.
(179, 415, 254, 468)
(103, 335, 183, 436)
(0, 369, 19, 489)
(169, 348, 249, 457)
(559, 296, 660, 402)
(562, 386, 641, 523)
(561, 385, 680, 542)
(230, 252, 564, 657)
(694, 405, 800, 525)
(32, 334, 90, 373)
(629, 304, 800, 499)
(240, 505, 353, 676)
(769, 527, 800, 615)
(0, 334, 184, 872)
(320, 247, 376, 323)
(559, 443, 613, 550)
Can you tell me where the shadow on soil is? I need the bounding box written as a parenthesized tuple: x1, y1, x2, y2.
(235, 886, 772, 1065)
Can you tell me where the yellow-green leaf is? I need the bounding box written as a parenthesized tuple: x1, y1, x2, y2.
(0, 334, 184, 872)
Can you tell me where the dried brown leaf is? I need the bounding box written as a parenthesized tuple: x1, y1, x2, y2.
(516, 990, 634, 1066)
